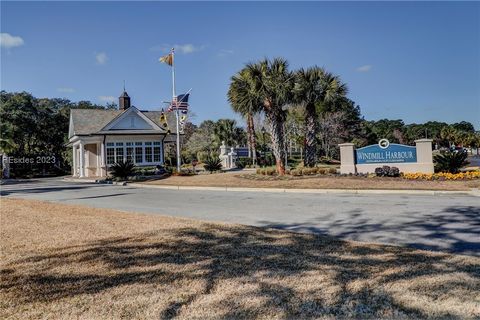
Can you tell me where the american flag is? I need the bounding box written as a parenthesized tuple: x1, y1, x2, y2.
(167, 93, 189, 112)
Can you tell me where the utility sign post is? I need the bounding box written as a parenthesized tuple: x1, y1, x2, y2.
(159, 48, 191, 172)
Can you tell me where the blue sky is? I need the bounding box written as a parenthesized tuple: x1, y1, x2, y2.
(1, 1, 479, 128)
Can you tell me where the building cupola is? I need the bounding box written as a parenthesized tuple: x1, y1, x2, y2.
(119, 90, 131, 110)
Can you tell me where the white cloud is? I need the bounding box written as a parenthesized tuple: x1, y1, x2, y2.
(356, 65, 372, 72)
(95, 52, 108, 65)
(151, 43, 205, 54)
(99, 96, 115, 103)
(176, 44, 204, 54)
(218, 49, 234, 57)
(57, 87, 75, 93)
(0, 33, 24, 49)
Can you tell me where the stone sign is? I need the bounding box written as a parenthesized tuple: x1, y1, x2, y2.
(356, 140, 417, 164)
(339, 139, 434, 174)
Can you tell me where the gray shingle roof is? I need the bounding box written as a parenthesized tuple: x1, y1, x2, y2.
(143, 111, 178, 132)
(69, 108, 179, 137)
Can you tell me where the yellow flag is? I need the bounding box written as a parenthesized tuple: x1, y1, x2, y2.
(159, 112, 169, 129)
(159, 53, 173, 66)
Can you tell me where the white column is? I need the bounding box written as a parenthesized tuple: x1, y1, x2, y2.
(79, 142, 85, 178)
(338, 143, 356, 174)
(72, 145, 77, 176)
(100, 141, 105, 176)
(414, 139, 434, 173)
(96, 143, 100, 177)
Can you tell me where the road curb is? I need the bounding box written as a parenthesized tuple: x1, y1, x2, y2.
(63, 177, 98, 183)
(127, 183, 478, 197)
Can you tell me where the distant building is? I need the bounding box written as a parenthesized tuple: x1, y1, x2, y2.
(67, 91, 178, 178)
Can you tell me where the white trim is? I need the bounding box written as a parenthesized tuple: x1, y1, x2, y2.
(72, 145, 77, 176)
(69, 135, 103, 145)
(100, 141, 105, 167)
(96, 143, 101, 176)
(101, 107, 164, 132)
(105, 140, 163, 166)
(79, 142, 85, 178)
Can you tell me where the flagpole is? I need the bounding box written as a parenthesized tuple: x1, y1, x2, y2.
(171, 48, 181, 172)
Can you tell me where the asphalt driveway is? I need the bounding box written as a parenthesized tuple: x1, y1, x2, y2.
(1, 178, 479, 256)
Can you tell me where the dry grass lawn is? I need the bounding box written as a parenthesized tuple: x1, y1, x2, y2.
(1, 198, 479, 319)
(143, 172, 480, 191)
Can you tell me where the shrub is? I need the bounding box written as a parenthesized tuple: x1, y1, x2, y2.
(375, 166, 400, 177)
(382, 166, 391, 176)
(389, 167, 400, 177)
(434, 150, 469, 174)
(290, 169, 302, 176)
(237, 157, 253, 169)
(375, 167, 385, 177)
(258, 154, 275, 167)
(135, 166, 165, 176)
(196, 151, 210, 163)
(203, 156, 222, 173)
(110, 160, 136, 180)
(317, 168, 326, 175)
(328, 167, 337, 174)
(300, 168, 313, 175)
(176, 169, 195, 176)
(265, 167, 276, 176)
(165, 166, 176, 174)
(140, 169, 153, 176)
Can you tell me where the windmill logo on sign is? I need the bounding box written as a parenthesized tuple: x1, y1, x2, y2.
(378, 139, 390, 149)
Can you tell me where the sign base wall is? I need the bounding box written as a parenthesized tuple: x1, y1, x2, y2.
(339, 139, 434, 174)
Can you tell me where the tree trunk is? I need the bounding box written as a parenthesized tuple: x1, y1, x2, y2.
(265, 111, 285, 175)
(304, 103, 317, 167)
(246, 114, 252, 158)
(247, 113, 257, 165)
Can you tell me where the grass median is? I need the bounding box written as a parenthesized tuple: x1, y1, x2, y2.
(1, 198, 479, 319)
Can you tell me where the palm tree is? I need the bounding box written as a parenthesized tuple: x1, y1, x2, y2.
(293, 67, 347, 167)
(454, 130, 469, 148)
(472, 133, 480, 155)
(228, 69, 261, 165)
(213, 119, 245, 148)
(440, 126, 457, 148)
(245, 58, 294, 175)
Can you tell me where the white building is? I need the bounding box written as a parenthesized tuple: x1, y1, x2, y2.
(67, 91, 178, 178)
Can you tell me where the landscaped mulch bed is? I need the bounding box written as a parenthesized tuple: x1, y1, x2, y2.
(1, 198, 479, 319)
(142, 172, 480, 191)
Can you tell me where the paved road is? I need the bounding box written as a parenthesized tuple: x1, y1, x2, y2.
(468, 155, 480, 167)
(1, 178, 479, 256)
